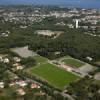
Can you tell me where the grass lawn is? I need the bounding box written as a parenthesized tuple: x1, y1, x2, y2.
(95, 61, 100, 66)
(0, 88, 15, 97)
(31, 63, 79, 89)
(62, 58, 84, 68)
(33, 55, 48, 64)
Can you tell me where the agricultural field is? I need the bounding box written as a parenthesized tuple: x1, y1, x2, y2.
(31, 63, 80, 89)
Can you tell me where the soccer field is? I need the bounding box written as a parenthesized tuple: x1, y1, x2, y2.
(62, 58, 84, 68)
(31, 63, 79, 89)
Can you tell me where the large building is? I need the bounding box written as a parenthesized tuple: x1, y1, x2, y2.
(76, 19, 79, 29)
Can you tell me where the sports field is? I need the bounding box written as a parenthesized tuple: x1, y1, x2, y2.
(31, 63, 79, 89)
(33, 55, 48, 64)
(62, 58, 84, 68)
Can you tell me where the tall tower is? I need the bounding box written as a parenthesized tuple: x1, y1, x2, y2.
(75, 19, 79, 29)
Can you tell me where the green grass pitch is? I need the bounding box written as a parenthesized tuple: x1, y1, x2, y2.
(31, 63, 80, 89)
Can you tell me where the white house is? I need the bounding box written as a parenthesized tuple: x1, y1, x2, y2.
(3, 58, 10, 63)
(13, 57, 21, 62)
(86, 56, 93, 61)
(0, 82, 4, 88)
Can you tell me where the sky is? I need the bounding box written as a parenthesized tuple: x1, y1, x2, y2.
(0, 0, 100, 8)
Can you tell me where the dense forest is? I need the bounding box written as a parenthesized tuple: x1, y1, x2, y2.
(0, 17, 100, 65)
(66, 77, 100, 100)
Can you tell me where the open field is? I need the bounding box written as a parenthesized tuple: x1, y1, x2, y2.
(62, 58, 84, 68)
(33, 55, 48, 64)
(31, 63, 80, 89)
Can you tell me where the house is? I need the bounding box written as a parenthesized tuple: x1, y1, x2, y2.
(20, 25, 28, 29)
(67, 24, 74, 28)
(16, 88, 26, 95)
(16, 80, 28, 87)
(9, 82, 15, 87)
(1, 33, 9, 37)
(86, 56, 93, 61)
(16, 65, 24, 70)
(0, 82, 4, 88)
(54, 51, 61, 55)
(13, 57, 21, 62)
(13, 63, 20, 67)
(6, 30, 10, 34)
(31, 83, 40, 89)
(3, 58, 10, 63)
(55, 22, 66, 26)
(13, 63, 24, 70)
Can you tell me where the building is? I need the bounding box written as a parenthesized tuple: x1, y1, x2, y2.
(31, 83, 40, 89)
(16, 80, 27, 87)
(86, 56, 93, 61)
(3, 58, 10, 63)
(0, 82, 4, 88)
(75, 19, 79, 29)
(13, 57, 21, 62)
(16, 88, 26, 96)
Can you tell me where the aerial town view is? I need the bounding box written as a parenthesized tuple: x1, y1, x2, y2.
(0, 0, 100, 100)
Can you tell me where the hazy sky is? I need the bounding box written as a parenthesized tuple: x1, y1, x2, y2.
(0, 0, 100, 8)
